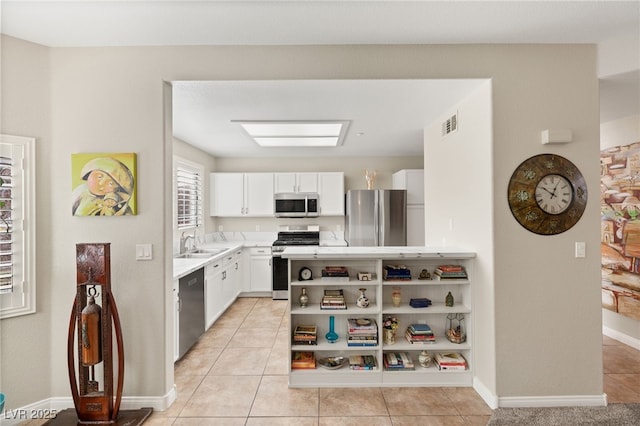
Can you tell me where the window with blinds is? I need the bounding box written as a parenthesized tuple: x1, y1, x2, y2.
(0, 135, 36, 319)
(176, 159, 203, 230)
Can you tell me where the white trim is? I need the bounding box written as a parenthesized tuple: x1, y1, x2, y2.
(1, 386, 177, 425)
(0, 134, 36, 319)
(473, 377, 499, 409)
(603, 325, 640, 351)
(498, 394, 608, 408)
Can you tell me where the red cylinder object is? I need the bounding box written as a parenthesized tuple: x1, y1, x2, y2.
(81, 295, 103, 366)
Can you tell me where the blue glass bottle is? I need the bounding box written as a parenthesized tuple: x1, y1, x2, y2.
(325, 315, 339, 343)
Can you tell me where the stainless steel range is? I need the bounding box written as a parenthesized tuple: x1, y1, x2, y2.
(272, 225, 320, 299)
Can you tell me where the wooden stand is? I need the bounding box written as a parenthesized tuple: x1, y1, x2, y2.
(67, 243, 132, 424)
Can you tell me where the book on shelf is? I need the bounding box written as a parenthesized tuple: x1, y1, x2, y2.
(324, 289, 344, 297)
(347, 318, 377, 332)
(434, 265, 468, 279)
(409, 298, 432, 308)
(383, 352, 415, 370)
(320, 304, 347, 310)
(348, 355, 378, 370)
(321, 266, 349, 280)
(383, 264, 412, 280)
(291, 351, 316, 369)
(434, 352, 467, 371)
(294, 325, 317, 335)
(408, 323, 434, 334)
(293, 324, 318, 345)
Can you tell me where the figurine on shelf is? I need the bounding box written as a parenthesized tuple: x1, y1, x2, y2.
(419, 269, 431, 280)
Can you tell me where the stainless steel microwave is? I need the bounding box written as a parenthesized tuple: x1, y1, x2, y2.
(274, 193, 319, 218)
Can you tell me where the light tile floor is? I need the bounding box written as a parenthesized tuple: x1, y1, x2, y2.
(151, 297, 493, 425)
(602, 334, 640, 403)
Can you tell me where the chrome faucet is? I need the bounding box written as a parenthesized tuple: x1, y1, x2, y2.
(180, 231, 195, 254)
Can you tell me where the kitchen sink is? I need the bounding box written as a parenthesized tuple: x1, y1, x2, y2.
(175, 248, 229, 259)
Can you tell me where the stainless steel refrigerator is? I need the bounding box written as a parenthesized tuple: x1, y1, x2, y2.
(345, 189, 407, 246)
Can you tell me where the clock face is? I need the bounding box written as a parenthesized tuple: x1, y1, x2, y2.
(534, 174, 573, 214)
(508, 154, 587, 235)
(299, 267, 312, 281)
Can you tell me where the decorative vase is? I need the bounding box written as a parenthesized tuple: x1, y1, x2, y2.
(445, 291, 454, 307)
(326, 315, 339, 343)
(356, 288, 370, 308)
(383, 328, 396, 345)
(391, 287, 401, 307)
(365, 169, 377, 190)
(298, 288, 309, 307)
(418, 350, 432, 368)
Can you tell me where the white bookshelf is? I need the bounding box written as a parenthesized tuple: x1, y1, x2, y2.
(286, 248, 475, 388)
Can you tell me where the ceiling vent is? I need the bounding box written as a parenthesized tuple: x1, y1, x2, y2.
(442, 112, 458, 137)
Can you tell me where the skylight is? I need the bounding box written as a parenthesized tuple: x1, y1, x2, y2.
(234, 120, 350, 147)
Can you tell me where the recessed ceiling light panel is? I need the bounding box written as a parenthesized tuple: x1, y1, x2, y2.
(233, 120, 350, 147)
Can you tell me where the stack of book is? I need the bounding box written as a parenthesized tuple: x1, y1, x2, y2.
(347, 318, 378, 347)
(434, 352, 467, 370)
(405, 323, 436, 344)
(321, 289, 347, 310)
(321, 266, 350, 282)
(348, 354, 378, 370)
(383, 352, 415, 370)
(291, 351, 316, 369)
(383, 265, 412, 281)
(293, 325, 317, 345)
(409, 297, 432, 308)
(434, 265, 468, 279)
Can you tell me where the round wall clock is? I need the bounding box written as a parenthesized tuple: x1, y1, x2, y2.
(508, 153, 587, 235)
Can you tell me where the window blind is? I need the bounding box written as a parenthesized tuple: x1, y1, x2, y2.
(176, 162, 203, 229)
(0, 156, 12, 293)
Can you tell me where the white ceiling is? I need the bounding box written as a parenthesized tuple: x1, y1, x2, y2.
(2, 1, 639, 158)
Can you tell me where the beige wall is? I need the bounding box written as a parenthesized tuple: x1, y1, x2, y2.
(1, 39, 602, 409)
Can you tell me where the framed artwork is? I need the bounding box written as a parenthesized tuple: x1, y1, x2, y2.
(71, 153, 137, 216)
(601, 141, 640, 320)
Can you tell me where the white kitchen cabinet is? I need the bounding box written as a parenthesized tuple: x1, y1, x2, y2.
(274, 172, 318, 193)
(205, 258, 224, 329)
(210, 172, 274, 217)
(392, 169, 424, 205)
(247, 246, 272, 293)
(222, 248, 242, 305)
(318, 172, 344, 216)
(393, 169, 425, 245)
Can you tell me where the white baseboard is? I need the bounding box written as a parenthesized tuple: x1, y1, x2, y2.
(1, 386, 177, 426)
(603, 326, 640, 351)
(473, 377, 499, 409)
(498, 394, 608, 408)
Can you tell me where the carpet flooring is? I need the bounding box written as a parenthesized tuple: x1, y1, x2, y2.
(488, 403, 640, 425)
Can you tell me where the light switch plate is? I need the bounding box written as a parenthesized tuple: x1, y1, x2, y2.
(575, 242, 586, 258)
(136, 243, 153, 260)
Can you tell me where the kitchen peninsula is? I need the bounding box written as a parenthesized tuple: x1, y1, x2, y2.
(282, 246, 476, 387)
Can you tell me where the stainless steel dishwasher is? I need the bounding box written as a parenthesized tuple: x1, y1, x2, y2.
(178, 267, 205, 359)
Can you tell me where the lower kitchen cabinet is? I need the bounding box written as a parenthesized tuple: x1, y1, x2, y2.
(285, 249, 475, 388)
(246, 246, 272, 294)
(205, 258, 224, 329)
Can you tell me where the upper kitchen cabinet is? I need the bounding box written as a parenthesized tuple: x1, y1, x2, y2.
(274, 172, 318, 193)
(210, 172, 274, 216)
(318, 172, 344, 216)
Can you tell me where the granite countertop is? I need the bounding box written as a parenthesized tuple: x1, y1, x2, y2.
(280, 246, 475, 259)
(173, 237, 348, 280)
